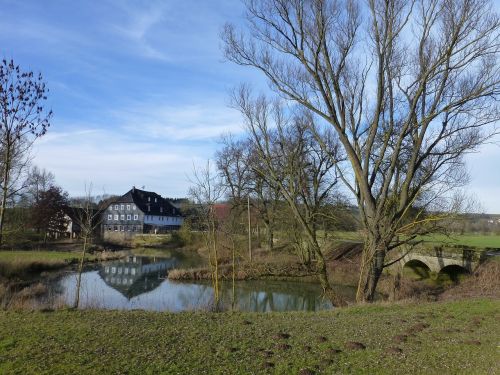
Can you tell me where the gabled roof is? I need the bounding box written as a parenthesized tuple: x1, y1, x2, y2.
(113, 187, 182, 217)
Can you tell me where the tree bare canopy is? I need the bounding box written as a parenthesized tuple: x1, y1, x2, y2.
(222, 0, 500, 301)
(231, 88, 347, 306)
(0, 59, 52, 246)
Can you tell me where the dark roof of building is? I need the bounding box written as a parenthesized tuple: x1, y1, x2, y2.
(112, 187, 182, 217)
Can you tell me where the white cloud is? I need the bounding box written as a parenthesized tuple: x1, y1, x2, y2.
(32, 126, 208, 198)
(110, 1, 171, 61)
(112, 101, 244, 141)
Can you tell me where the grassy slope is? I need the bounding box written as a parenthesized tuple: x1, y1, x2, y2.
(0, 251, 98, 279)
(0, 299, 498, 374)
(0, 251, 96, 263)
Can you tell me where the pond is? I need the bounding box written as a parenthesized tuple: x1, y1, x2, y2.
(51, 252, 357, 312)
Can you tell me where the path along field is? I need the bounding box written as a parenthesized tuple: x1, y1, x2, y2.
(0, 299, 497, 374)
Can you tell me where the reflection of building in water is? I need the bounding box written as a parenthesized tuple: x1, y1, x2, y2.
(100, 256, 176, 299)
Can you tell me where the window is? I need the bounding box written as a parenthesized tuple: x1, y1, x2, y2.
(160, 207, 163, 213)
(132, 226, 135, 232)
(108, 214, 112, 220)
(148, 196, 151, 202)
(127, 214, 131, 220)
(133, 214, 138, 220)
(109, 206, 113, 211)
(132, 205, 136, 210)
(120, 214, 125, 220)
(114, 214, 119, 220)
(120, 204, 124, 210)
(126, 204, 130, 210)
(120, 226, 124, 232)
(114, 225, 118, 231)
(155, 197, 157, 203)
(148, 206, 150, 212)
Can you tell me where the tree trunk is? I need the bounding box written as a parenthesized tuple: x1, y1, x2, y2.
(267, 228, 273, 251)
(74, 235, 87, 308)
(315, 246, 347, 307)
(356, 242, 386, 303)
(0, 140, 12, 247)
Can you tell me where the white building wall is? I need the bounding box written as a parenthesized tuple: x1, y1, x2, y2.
(143, 215, 183, 226)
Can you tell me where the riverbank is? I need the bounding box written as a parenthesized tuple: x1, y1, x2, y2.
(0, 298, 497, 374)
(0, 249, 126, 309)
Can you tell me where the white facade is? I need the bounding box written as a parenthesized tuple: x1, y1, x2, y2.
(143, 214, 183, 226)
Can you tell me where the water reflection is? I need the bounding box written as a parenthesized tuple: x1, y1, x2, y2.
(100, 256, 176, 299)
(54, 255, 355, 312)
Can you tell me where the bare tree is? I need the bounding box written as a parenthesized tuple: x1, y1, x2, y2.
(24, 166, 55, 206)
(216, 135, 281, 251)
(233, 90, 347, 306)
(189, 161, 226, 309)
(222, 0, 500, 302)
(73, 183, 103, 309)
(0, 59, 51, 246)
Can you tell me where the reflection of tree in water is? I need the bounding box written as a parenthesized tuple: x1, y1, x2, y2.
(173, 280, 335, 312)
(99, 256, 176, 299)
(229, 281, 331, 312)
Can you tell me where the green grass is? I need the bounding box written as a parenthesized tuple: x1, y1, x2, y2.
(326, 231, 500, 249)
(0, 251, 98, 278)
(0, 299, 497, 374)
(0, 251, 96, 263)
(418, 234, 500, 248)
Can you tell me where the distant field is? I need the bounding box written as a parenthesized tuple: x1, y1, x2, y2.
(418, 234, 500, 249)
(329, 231, 500, 249)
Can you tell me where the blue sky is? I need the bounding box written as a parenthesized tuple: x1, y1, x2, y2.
(0, 0, 499, 213)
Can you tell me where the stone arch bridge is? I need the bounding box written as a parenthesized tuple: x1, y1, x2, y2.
(388, 245, 484, 275)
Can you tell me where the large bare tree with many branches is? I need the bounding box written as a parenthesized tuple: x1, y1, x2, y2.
(222, 0, 500, 302)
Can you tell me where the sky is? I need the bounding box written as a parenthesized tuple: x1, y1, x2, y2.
(0, 0, 499, 213)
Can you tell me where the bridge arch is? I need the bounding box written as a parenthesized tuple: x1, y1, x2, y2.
(403, 259, 432, 279)
(437, 264, 470, 284)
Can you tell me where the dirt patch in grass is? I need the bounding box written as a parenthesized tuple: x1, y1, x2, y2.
(393, 335, 408, 344)
(345, 341, 366, 350)
(385, 347, 403, 355)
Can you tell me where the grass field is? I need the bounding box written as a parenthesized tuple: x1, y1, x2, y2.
(330, 231, 500, 249)
(418, 234, 500, 248)
(0, 299, 497, 374)
(0, 251, 98, 278)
